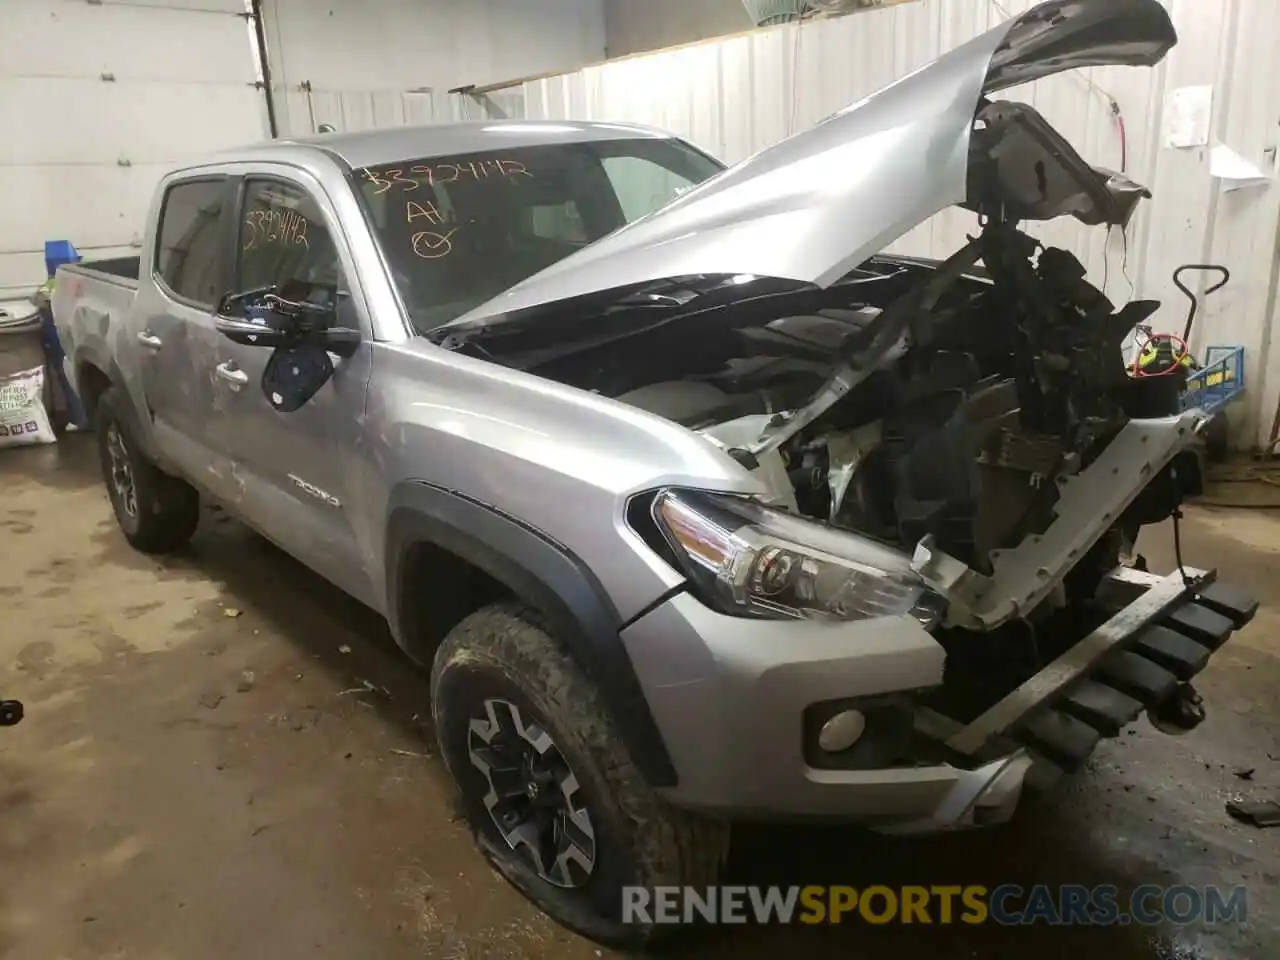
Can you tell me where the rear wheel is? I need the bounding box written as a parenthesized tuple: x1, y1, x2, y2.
(431, 602, 728, 946)
(95, 387, 199, 553)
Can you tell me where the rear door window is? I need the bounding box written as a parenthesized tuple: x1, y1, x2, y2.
(154, 178, 227, 307)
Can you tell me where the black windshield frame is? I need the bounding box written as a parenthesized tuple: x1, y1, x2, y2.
(348, 136, 724, 335)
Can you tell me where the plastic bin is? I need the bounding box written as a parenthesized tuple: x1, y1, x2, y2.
(44, 239, 80, 278)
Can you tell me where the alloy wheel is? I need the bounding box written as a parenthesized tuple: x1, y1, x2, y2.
(105, 423, 138, 518)
(467, 697, 597, 888)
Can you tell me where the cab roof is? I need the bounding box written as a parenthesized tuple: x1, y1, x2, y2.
(221, 120, 677, 171)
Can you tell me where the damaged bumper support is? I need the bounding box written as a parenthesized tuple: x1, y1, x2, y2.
(913, 409, 1206, 630)
(622, 566, 1256, 830)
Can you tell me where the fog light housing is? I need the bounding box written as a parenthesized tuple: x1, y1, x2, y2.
(817, 709, 866, 753)
(803, 696, 916, 770)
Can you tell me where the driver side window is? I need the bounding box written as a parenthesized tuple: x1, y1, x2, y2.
(237, 179, 354, 326)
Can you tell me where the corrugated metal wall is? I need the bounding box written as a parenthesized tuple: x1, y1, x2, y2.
(603, 0, 752, 58)
(521, 0, 1280, 452)
(260, 0, 601, 136)
(272, 86, 526, 140)
(0, 0, 267, 294)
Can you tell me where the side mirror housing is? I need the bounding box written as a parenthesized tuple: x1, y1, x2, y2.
(319, 326, 361, 358)
(213, 316, 360, 357)
(215, 282, 361, 358)
(214, 315, 296, 349)
(262, 343, 335, 412)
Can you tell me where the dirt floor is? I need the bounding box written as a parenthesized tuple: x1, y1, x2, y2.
(0, 436, 1277, 960)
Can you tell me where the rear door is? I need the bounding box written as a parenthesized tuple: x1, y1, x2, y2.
(214, 172, 375, 605)
(137, 176, 238, 495)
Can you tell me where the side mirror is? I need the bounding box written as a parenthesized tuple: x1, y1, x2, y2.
(214, 315, 296, 349)
(215, 283, 361, 358)
(213, 316, 360, 357)
(262, 343, 335, 412)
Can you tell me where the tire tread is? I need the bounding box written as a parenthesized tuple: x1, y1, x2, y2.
(431, 601, 728, 944)
(96, 387, 199, 554)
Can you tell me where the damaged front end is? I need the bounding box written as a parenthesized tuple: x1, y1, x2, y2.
(431, 0, 1259, 811)
(439, 0, 1198, 634)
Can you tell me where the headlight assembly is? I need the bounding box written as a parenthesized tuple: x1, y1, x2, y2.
(649, 489, 943, 627)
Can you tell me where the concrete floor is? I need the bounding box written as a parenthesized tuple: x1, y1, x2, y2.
(1, 436, 1278, 960)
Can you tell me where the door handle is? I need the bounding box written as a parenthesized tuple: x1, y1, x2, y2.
(215, 361, 249, 388)
(136, 330, 162, 349)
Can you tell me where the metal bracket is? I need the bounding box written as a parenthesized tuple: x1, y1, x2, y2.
(448, 84, 511, 120)
(915, 410, 1205, 630)
(946, 567, 1209, 756)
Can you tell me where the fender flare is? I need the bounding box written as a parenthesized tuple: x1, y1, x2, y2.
(74, 346, 162, 462)
(385, 481, 678, 787)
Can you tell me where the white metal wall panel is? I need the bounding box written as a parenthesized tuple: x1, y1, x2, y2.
(1200, 0, 1280, 454)
(0, 0, 267, 293)
(261, 0, 601, 137)
(276, 87, 526, 141)
(522, 0, 1280, 451)
(603, 0, 751, 58)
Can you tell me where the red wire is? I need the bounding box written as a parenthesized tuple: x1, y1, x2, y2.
(1109, 98, 1128, 173)
(1131, 331, 1191, 378)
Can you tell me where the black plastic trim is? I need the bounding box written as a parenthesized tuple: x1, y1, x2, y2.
(385, 480, 678, 786)
(1196, 582, 1259, 628)
(152, 175, 236, 312)
(619, 584, 686, 632)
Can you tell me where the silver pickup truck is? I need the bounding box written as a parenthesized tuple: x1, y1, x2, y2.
(54, 0, 1259, 944)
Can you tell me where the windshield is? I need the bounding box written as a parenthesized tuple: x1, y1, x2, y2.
(354, 137, 724, 332)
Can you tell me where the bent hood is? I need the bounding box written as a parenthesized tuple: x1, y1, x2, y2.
(449, 0, 1175, 327)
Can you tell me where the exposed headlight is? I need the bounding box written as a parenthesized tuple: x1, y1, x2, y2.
(650, 489, 943, 626)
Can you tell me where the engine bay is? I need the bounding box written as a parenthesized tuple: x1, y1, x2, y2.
(460, 217, 1193, 607)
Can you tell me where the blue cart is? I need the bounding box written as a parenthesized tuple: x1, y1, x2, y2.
(1181, 344, 1245, 416)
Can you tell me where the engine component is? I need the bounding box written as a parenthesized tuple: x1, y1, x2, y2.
(615, 381, 739, 425)
(826, 421, 882, 521)
(975, 425, 1068, 478)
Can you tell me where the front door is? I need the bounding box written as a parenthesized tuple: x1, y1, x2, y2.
(214, 174, 375, 605)
(138, 176, 238, 497)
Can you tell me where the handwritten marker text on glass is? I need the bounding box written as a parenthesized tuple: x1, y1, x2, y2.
(360, 158, 532, 195)
(243, 207, 310, 251)
(411, 229, 458, 260)
(406, 200, 446, 225)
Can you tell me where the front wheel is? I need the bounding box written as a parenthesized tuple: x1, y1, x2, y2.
(95, 387, 200, 553)
(431, 602, 728, 946)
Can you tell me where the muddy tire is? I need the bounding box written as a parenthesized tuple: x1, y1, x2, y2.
(95, 387, 199, 554)
(431, 602, 729, 946)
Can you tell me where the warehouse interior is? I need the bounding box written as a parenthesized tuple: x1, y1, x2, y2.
(2, 1, 1279, 958)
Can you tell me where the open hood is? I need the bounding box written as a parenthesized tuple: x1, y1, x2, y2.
(447, 0, 1175, 328)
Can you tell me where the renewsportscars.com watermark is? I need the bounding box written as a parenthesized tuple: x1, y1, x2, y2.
(622, 884, 1248, 927)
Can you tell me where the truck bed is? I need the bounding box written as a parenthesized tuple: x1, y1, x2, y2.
(52, 259, 143, 409)
(64, 257, 141, 288)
